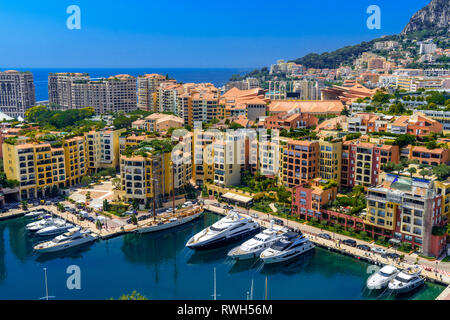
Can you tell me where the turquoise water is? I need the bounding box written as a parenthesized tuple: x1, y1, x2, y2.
(0, 212, 444, 300)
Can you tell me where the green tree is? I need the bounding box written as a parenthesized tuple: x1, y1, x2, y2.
(103, 199, 109, 211)
(407, 167, 417, 177)
(130, 214, 138, 225)
(432, 165, 450, 181)
(81, 175, 92, 186)
(393, 134, 415, 148)
(419, 169, 430, 179)
(115, 291, 148, 300)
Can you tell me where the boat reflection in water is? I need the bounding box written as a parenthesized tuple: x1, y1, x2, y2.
(260, 250, 315, 276)
(34, 243, 95, 263)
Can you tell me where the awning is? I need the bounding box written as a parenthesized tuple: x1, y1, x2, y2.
(221, 192, 253, 204)
(389, 238, 401, 245)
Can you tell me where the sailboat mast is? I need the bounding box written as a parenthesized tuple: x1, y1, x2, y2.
(44, 268, 49, 301)
(264, 276, 268, 300)
(213, 267, 217, 300)
(172, 163, 175, 216)
(250, 279, 254, 300)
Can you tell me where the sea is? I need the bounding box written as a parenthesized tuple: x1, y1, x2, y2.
(3, 68, 253, 102)
(0, 211, 444, 300)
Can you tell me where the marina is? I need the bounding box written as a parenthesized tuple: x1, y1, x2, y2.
(0, 210, 445, 300)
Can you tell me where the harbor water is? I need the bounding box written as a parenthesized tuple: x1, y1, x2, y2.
(0, 212, 444, 300)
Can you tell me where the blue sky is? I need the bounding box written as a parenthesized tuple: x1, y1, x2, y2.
(0, 0, 430, 68)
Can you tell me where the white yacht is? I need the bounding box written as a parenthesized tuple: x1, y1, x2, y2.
(186, 211, 260, 250)
(227, 224, 287, 261)
(24, 210, 45, 218)
(388, 265, 424, 294)
(135, 206, 203, 233)
(36, 221, 74, 236)
(260, 231, 314, 264)
(366, 265, 399, 290)
(34, 227, 98, 253)
(26, 218, 64, 232)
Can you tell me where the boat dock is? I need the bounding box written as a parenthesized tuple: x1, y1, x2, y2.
(0, 209, 26, 221)
(436, 284, 450, 300)
(204, 204, 450, 286)
(15, 204, 205, 240)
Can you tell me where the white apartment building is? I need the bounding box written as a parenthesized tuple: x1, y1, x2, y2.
(0, 70, 35, 118)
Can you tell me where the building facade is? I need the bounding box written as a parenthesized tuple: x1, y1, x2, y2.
(0, 70, 35, 118)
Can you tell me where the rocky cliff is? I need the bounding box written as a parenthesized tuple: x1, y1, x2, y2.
(401, 0, 449, 35)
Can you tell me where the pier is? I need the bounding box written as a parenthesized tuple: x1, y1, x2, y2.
(17, 203, 205, 240)
(0, 209, 26, 221)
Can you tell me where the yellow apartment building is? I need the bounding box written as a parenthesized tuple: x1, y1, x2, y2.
(319, 138, 342, 186)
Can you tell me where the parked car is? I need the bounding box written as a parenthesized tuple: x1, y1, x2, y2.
(383, 252, 400, 260)
(182, 201, 193, 208)
(86, 217, 95, 223)
(223, 205, 234, 210)
(371, 247, 387, 254)
(124, 210, 135, 216)
(138, 215, 149, 221)
(126, 218, 132, 224)
(318, 233, 332, 240)
(273, 218, 284, 226)
(342, 239, 357, 247)
(356, 244, 371, 251)
(211, 203, 221, 208)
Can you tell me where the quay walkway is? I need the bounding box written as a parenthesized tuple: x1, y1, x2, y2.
(204, 204, 450, 287)
(0, 209, 26, 221)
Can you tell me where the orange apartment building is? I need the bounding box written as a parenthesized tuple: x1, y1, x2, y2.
(291, 178, 338, 218)
(281, 139, 319, 188)
(341, 140, 400, 188)
(264, 112, 318, 130)
(220, 87, 267, 122)
(390, 112, 443, 137)
(400, 145, 450, 166)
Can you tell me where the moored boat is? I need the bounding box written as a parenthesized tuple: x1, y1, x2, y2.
(34, 227, 98, 253)
(366, 265, 399, 290)
(186, 211, 260, 250)
(388, 265, 424, 294)
(135, 207, 203, 233)
(260, 231, 314, 264)
(227, 223, 287, 260)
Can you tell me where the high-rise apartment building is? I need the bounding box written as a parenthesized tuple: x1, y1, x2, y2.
(341, 140, 399, 188)
(281, 140, 319, 188)
(48, 72, 90, 109)
(366, 172, 446, 257)
(85, 128, 126, 173)
(137, 74, 166, 111)
(2, 137, 86, 200)
(318, 138, 342, 186)
(0, 70, 35, 118)
(49, 73, 137, 114)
